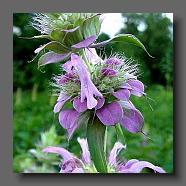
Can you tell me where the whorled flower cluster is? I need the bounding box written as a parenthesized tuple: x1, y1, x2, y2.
(52, 48, 145, 139)
(43, 138, 165, 173)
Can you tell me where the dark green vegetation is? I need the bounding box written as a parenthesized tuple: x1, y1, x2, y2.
(13, 13, 173, 173)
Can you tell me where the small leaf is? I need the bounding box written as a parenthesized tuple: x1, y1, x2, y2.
(50, 29, 65, 43)
(38, 52, 70, 66)
(63, 28, 84, 47)
(90, 34, 154, 58)
(35, 41, 70, 54)
(87, 115, 107, 173)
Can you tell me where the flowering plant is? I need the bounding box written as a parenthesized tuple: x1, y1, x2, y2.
(43, 138, 165, 173)
(26, 13, 165, 173)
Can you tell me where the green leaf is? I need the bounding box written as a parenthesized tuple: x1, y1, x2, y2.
(87, 115, 107, 173)
(63, 28, 84, 48)
(35, 41, 70, 54)
(50, 29, 66, 43)
(91, 34, 154, 58)
(81, 14, 101, 38)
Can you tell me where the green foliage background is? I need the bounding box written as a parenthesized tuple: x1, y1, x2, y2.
(13, 13, 173, 173)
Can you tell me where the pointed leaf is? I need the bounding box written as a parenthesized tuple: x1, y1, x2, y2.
(63, 27, 84, 47)
(90, 34, 153, 58)
(35, 41, 70, 54)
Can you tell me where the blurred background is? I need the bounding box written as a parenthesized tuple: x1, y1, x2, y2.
(13, 13, 173, 173)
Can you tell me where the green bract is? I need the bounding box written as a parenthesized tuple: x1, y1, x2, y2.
(32, 13, 101, 48)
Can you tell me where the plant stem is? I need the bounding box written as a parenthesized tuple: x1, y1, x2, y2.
(115, 124, 126, 144)
(87, 115, 107, 173)
(104, 126, 108, 155)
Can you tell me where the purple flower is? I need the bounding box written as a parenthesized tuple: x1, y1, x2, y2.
(43, 145, 84, 173)
(43, 138, 91, 173)
(70, 53, 103, 109)
(101, 68, 117, 77)
(58, 72, 75, 84)
(43, 139, 165, 173)
(112, 89, 131, 101)
(120, 79, 145, 97)
(118, 159, 165, 173)
(109, 141, 165, 173)
(105, 57, 123, 66)
(84, 48, 103, 64)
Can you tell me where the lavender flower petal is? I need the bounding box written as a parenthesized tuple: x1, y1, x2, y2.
(119, 100, 136, 110)
(43, 146, 73, 162)
(120, 101, 144, 133)
(95, 98, 105, 110)
(58, 73, 74, 84)
(102, 68, 117, 77)
(127, 79, 145, 97)
(59, 158, 83, 173)
(108, 142, 126, 167)
(105, 57, 122, 65)
(85, 48, 102, 64)
(53, 93, 70, 113)
(71, 168, 84, 173)
(112, 89, 130, 101)
(119, 160, 166, 173)
(77, 137, 91, 165)
(73, 97, 87, 113)
(72, 35, 97, 49)
(59, 109, 79, 139)
(62, 60, 75, 73)
(122, 159, 139, 169)
(71, 53, 103, 109)
(120, 82, 132, 90)
(96, 102, 123, 126)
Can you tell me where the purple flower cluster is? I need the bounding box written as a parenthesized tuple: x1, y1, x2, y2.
(53, 50, 145, 139)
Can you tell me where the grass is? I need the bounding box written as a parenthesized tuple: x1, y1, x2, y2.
(13, 84, 173, 173)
